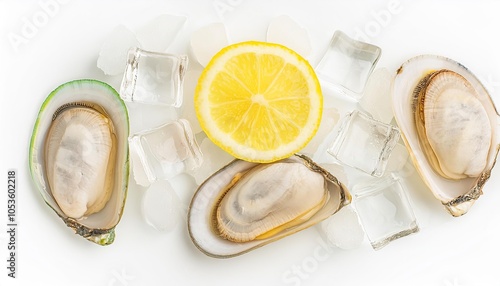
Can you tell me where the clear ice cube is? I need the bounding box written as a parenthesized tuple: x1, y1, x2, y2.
(327, 110, 400, 177)
(141, 180, 181, 232)
(352, 175, 419, 250)
(97, 25, 141, 76)
(136, 14, 187, 53)
(120, 47, 188, 107)
(267, 15, 311, 57)
(190, 23, 229, 67)
(129, 119, 202, 187)
(358, 68, 394, 123)
(316, 30, 381, 98)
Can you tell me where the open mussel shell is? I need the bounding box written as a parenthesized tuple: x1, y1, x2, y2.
(188, 154, 351, 258)
(29, 79, 129, 245)
(392, 55, 500, 216)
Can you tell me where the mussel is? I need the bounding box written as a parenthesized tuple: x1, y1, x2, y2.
(392, 55, 500, 216)
(29, 79, 129, 245)
(188, 154, 351, 258)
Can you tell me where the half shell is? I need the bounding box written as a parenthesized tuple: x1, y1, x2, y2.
(392, 55, 500, 216)
(188, 154, 351, 258)
(29, 79, 129, 245)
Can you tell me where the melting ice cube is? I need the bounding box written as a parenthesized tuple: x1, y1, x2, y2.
(190, 23, 229, 67)
(190, 137, 234, 185)
(267, 15, 312, 57)
(302, 107, 340, 156)
(136, 14, 187, 53)
(141, 180, 182, 232)
(181, 69, 204, 134)
(97, 25, 140, 76)
(319, 206, 365, 250)
(358, 68, 394, 123)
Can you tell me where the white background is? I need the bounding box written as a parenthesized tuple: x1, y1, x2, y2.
(1, 0, 500, 285)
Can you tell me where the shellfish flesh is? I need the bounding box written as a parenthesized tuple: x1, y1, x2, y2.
(414, 70, 491, 180)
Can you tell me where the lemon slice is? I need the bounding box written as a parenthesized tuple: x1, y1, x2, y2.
(195, 41, 322, 163)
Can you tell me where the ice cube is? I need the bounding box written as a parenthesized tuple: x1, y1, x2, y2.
(136, 14, 187, 53)
(353, 175, 419, 250)
(358, 68, 394, 123)
(328, 110, 400, 177)
(190, 23, 229, 67)
(267, 15, 312, 57)
(319, 206, 364, 250)
(97, 25, 140, 76)
(190, 137, 234, 185)
(120, 47, 188, 107)
(141, 180, 182, 232)
(316, 30, 381, 98)
(129, 119, 203, 187)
